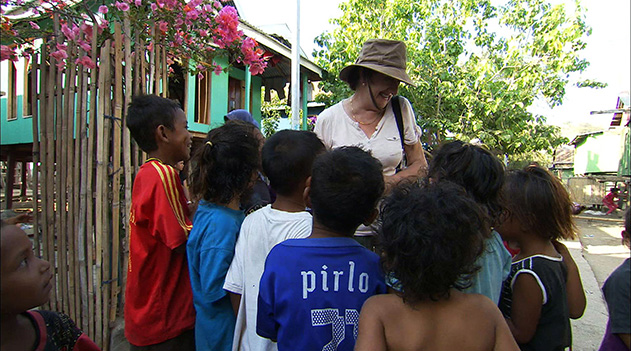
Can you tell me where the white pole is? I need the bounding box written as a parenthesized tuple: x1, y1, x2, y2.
(291, 0, 301, 129)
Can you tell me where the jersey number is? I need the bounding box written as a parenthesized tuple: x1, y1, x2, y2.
(311, 308, 360, 351)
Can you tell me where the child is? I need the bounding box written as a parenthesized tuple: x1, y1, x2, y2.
(124, 95, 195, 350)
(256, 146, 387, 351)
(603, 188, 620, 215)
(1, 220, 101, 351)
(427, 140, 512, 305)
(186, 120, 262, 351)
(223, 130, 325, 351)
(599, 208, 630, 350)
(354, 182, 519, 351)
(497, 165, 580, 350)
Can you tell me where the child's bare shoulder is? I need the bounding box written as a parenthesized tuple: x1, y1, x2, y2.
(362, 294, 403, 314)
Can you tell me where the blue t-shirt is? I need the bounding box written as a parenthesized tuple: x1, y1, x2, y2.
(257, 237, 387, 351)
(187, 201, 245, 351)
(463, 230, 512, 304)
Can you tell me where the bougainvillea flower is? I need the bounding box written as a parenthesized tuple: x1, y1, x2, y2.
(115, 2, 130, 11)
(76, 55, 97, 69)
(98, 5, 108, 14)
(29, 21, 40, 29)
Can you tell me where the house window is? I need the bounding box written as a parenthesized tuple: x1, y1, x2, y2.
(7, 62, 17, 121)
(23, 59, 34, 118)
(195, 72, 212, 124)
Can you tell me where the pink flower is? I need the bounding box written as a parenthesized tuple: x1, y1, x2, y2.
(135, 0, 141, 6)
(97, 19, 109, 30)
(56, 43, 68, 52)
(186, 9, 199, 21)
(29, 21, 40, 30)
(76, 55, 96, 69)
(158, 21, 168, 32)
(61, 23, 78, 40)
(198, 72, 204, 80)
(213, 0, 221, 9)
(147, 41, 154, 52)
(78, 40, 91, 52)
(199, 29, 208, 37)
(0, 45, 18, 62)
(115, 1, 130, 11)
(98, 5, 108, 13)
(249, 61, 266, 75)
(50, 49, 68, 61)
(213, 65, 222, 76)
(150, 2, 157, 10)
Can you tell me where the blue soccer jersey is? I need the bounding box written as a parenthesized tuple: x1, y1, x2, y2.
(257, 237, 387, 351)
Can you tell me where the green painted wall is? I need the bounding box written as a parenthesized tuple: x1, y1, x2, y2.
(1, 95, 34, 145)
(574, 131, 625, 174)
(186, 57, 263, 135)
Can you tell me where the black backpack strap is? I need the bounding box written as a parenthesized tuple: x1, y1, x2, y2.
(391, 96, 406, 171)
(392, 96, 405, 149)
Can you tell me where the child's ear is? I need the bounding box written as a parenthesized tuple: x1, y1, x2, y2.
(303, 176, 312, 208)
(362, 208, 379, 226)
(155, 125, 169, 144)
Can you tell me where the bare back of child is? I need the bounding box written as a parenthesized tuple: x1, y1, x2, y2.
(355, 181, 518, 351)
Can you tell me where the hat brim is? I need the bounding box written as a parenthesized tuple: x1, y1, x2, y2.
(339, 63, 415, 87)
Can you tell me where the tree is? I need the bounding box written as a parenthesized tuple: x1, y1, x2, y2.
(313, 0, 602, 162)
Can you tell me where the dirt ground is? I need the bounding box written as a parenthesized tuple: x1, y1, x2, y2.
(568, 214, 628, 351)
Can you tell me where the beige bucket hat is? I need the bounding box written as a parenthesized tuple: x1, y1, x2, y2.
(339, 39, 414, 86)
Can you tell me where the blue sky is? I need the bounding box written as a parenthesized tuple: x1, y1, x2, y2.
(235, 0, 630, 134)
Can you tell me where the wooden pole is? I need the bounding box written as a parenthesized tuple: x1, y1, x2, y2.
(31, 52, 41, 258)
(64, 45, 78, 321)
(95, 41, 110, 348)
(86, 25, 99, 339)
(38, 43, 49, 308)
(46, 20, 59, 311)
(122, 15, 133, 311)
(76, 55, 88, 330)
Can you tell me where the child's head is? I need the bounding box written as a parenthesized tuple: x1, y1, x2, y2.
(378, 181, 487, 303)
(126, 95, 192, 161)
(429, 140, 505, 225)
(500, 165, 577, 241)
(189, 120, 261, 204)
(309, 147, 384, 235)
(1, 221, 52, 315)
(262, 130, 325, 196)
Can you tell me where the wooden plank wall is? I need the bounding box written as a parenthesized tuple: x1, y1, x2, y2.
(26, 21, 165, 349)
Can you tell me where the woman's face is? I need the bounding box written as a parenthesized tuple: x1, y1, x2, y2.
(364, 71, 400, 109)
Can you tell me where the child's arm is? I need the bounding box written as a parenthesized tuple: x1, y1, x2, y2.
(354, 297, 387, 351)
(505, 273, 543, 344)
(229, 292, 241, 316)
(553, 240, 586, 319)
(489, 303, 520, 351)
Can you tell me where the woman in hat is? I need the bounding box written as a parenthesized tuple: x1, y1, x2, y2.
(314, 39, 428, 249)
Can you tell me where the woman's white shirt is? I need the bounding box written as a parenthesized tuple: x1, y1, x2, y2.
(314, 96, 420, 177)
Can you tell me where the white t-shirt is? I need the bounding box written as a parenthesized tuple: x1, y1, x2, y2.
(314, 96, 420, 177)
(223, 204, 312, 351)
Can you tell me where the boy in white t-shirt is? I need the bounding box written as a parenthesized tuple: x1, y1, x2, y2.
(223, 130, 325, 351)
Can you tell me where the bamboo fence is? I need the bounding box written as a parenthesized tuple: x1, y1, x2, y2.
(26, 18, 168, 350)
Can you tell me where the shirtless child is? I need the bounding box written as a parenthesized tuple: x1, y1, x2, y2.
(354, 181, 518, 351)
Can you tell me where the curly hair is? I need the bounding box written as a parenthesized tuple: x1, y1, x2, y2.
(310, 147, 384, 235)
(378, 181, 488, 304)
(126, 95, 182, 152)
(188, 120, 261, 204)
(262, 130, 325, 196)
(503, 165, 577, 240)
(429, 140, 505, 228)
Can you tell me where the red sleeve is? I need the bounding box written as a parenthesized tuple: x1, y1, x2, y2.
(73, 334, 101, 351)
(143, 161, 193, 249)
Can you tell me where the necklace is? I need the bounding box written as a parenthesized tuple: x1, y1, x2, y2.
(350, 97, 381, 126)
